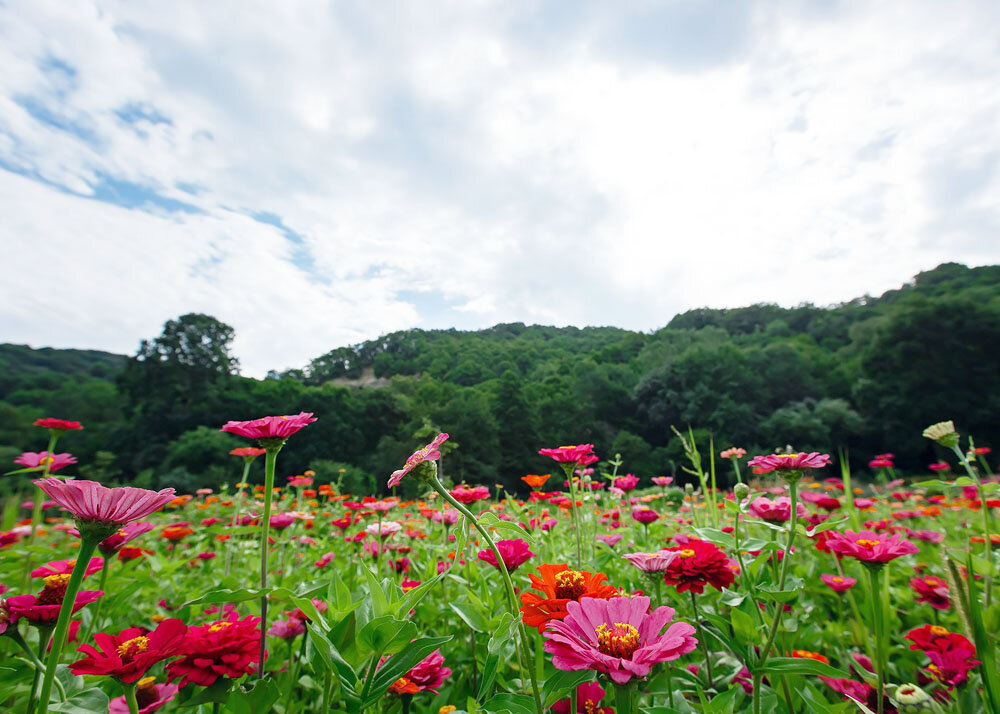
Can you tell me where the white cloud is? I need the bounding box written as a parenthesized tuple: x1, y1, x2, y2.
(1, 0, 999, 375)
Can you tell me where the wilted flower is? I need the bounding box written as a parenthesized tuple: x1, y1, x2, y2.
(922, 421, 958, 448)
(388, 434, 449, 488)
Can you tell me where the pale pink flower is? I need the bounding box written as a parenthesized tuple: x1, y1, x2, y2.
(622, 551, 679, 573)
(366, 521, 403, 539)
(596, 534, 623, 547)
(651, 477, 673, 487)
(34, 478, 175, 525)
(14, 452, 77, 473)
(720, 447, 747, 460)
(748, 496, 807, 523)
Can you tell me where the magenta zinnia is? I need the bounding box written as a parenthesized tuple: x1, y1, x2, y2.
(747, 452, 831, 474)
(543, 595, 698, 683)
(14, 452, 77, 473)
(477, 538, 535, 573)
(34, 479, 175, 526)
(221, 412, 317, 442)
(623, 551, 679, 573)
(387, 433, 449, 488)
(824, 529, 919, 564)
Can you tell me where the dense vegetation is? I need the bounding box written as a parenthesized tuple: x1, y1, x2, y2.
(2, 262, 998, 494)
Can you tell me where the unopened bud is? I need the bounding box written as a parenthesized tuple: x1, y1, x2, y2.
(734, 483, 750, 501)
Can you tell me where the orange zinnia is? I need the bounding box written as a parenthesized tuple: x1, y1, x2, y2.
(521, 474, 551, 489)
(519, 563, 618, 631)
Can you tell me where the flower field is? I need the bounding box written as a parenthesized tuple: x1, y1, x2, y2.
(1, 416, 998, 714)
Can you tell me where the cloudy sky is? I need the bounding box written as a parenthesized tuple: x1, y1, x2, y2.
(2, 1, 998, 376)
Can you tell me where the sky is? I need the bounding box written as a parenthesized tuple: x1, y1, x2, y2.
(2, 1, 999, 377)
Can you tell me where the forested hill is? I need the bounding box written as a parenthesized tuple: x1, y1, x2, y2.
(1, 262, 998, 495)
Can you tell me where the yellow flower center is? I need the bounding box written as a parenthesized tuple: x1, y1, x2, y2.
(679, 548, 696, 558)
(554, 569, 586, 600)
(929, 625, 948, 636)
(37, 574, 72, 605)
(595, 622, 641, 658)
(831, 577, 844, 583)
(137, 676, 157, 690)
(856, 539, 880, 548)
(116, 636, 150, 662)
(209, 621, 234, 632)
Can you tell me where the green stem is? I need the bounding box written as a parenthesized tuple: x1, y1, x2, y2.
(82, 557, 111, 641)
(225, 461, 252, 577)
(563, 463, 584, 569)
(434, 479, 544, 714)
(23, 433, 59, 590)
(124, 682, 139, 714)
(689, 591, 714, 688)
(952, 444, 995, 608)
(612, 681, 635, 714)
(867, 566, 886, 714)
(258, 447, 281, 678)
(35, 535, 100, 714)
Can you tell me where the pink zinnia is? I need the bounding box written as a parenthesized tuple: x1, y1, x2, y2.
(631, 508, 659, 525)
(910, 576, 950, 610)
(623, 551, 679, 573)
(720, 447, 746, 460)
(825, 530, 919, 564)
(221, 412, 317, 442)
(651, 477, 673, 487)
(552, 681, 612, 714)
(477, 538, 535, 573)
(93, 522, 155, 555)
(31, 557, 104, 579)
(287, 476, 313, 487)
(34, 478, 175, 525)
(430, 509, 460, 525)
(869, 458, 893, 469)
(928, 462, 950, 472)
(543, 595, 698, 683)
(406, 649, 452, 693)
(747, 497, 807, 523)
(596, 534, 623, 548)
(539, 444, 599, 466)
(747, 452, 832, 474)
(14, 451, 77, 473)
(387, 433, 448, 488)
(819, 573, 857, 593)
(449, 485, 490, 504)
(614, 474, 640, 492)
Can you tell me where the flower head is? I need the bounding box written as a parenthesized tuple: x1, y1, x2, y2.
(614, 474, 640, 492)
(70, 619, 187, 683)
(623, 551, 679, 574)
(747, 452, 831, 476)
(595, 534, 623, 548)
(477, 538, 535, 573)
(166, 613, 262, 687)
(922, 421, 959, 448)
(543, 595, 698, 684)
(519, 563, 619, 631)
(910, 576, 950, 610)
(221, 412, 317, 446)
(748, 496, 808, 523)
(825, 530, 919, 564)
(230, 447, 267, 461)
(631, 507, 658, 525)
(720, 447, 747, 460)
(97, 522, 155, 556)
(388, 433, 448, 488)
(552, 681, 613, 714)
(7, 575, 103, 624)
(449, 485, 490, 503)
(661, 539, 736, 594)
(14, 452, 77, 473)
(109, 678, 178, 714)
(34, 418, 83, 431)
(521, 474, 551, 489)
(267, 618, 306, 640)
(539, 445, 599, 466)
(819, 574, 857, 593)
(34, 478, 175, 528)
(31, 557, 104, 579)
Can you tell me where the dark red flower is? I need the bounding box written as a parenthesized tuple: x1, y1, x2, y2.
(7, 574, 103, 624)
(70, 619, 187, 683)
(662, 538, 736, 594)
(910, 576, 950, 610)
(34, 418, 84, 431)
(166, 613, 262, 687)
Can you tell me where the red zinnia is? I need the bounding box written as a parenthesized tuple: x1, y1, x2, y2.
(519, 563, 619, 631)
(70, 619, 187, 683)
(661, 538, 736, 594)
(166, 613, 263, 687)
(910, 576, 950, 610)
(7, 574, 103, 624)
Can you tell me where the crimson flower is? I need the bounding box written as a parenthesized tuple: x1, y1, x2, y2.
(385, 649, 452, 695)
(166, 613, 263, 687)
(449, 485, 490, 504)
(70, 619, 187, 683)
(34, 418, 83, 431)
(631, 508, 658, 525)
(552, 681, 613, 714)
(819, 574, 857, 593)
(34, 478, 175, 526)
(910, 576, 950, 610)
(477, 538, 535, 573)
(221, 412, 317, 443)
(387, 433, 449, 488)
(14, 452, 77, 472)
(614, 474, 640, 491)
(662, 539, 736, 594)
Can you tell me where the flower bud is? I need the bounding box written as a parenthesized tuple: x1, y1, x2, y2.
(734, 483, 750, 501)
(892, 684, 938, 713)
(922, 421, 959, 448)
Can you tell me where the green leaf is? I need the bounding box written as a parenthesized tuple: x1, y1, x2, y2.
(757, 577, 805, 603)
(807, 516, 848, 536)
(691, 527, 736, 549)
(481, 693, 537, 714)
(365, 635, 453, 707)
(226, 679, 281, 714)
(760, 657, 849, 678)
(178, 679, 233, 707)
(357, 616, 417, 657)
(542, 670, 593, 707)
(478, 512, 533, 542)
(361, 565, 390, 617)
(48, 688, 111, 714)
(705, 687, 741, 714)
(487, 613, 517, 655)
(730, 607, 757, 646)
(307, 621, 359, 693)
(450, 600, 491, 632)
(178, 587, 268, 609)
